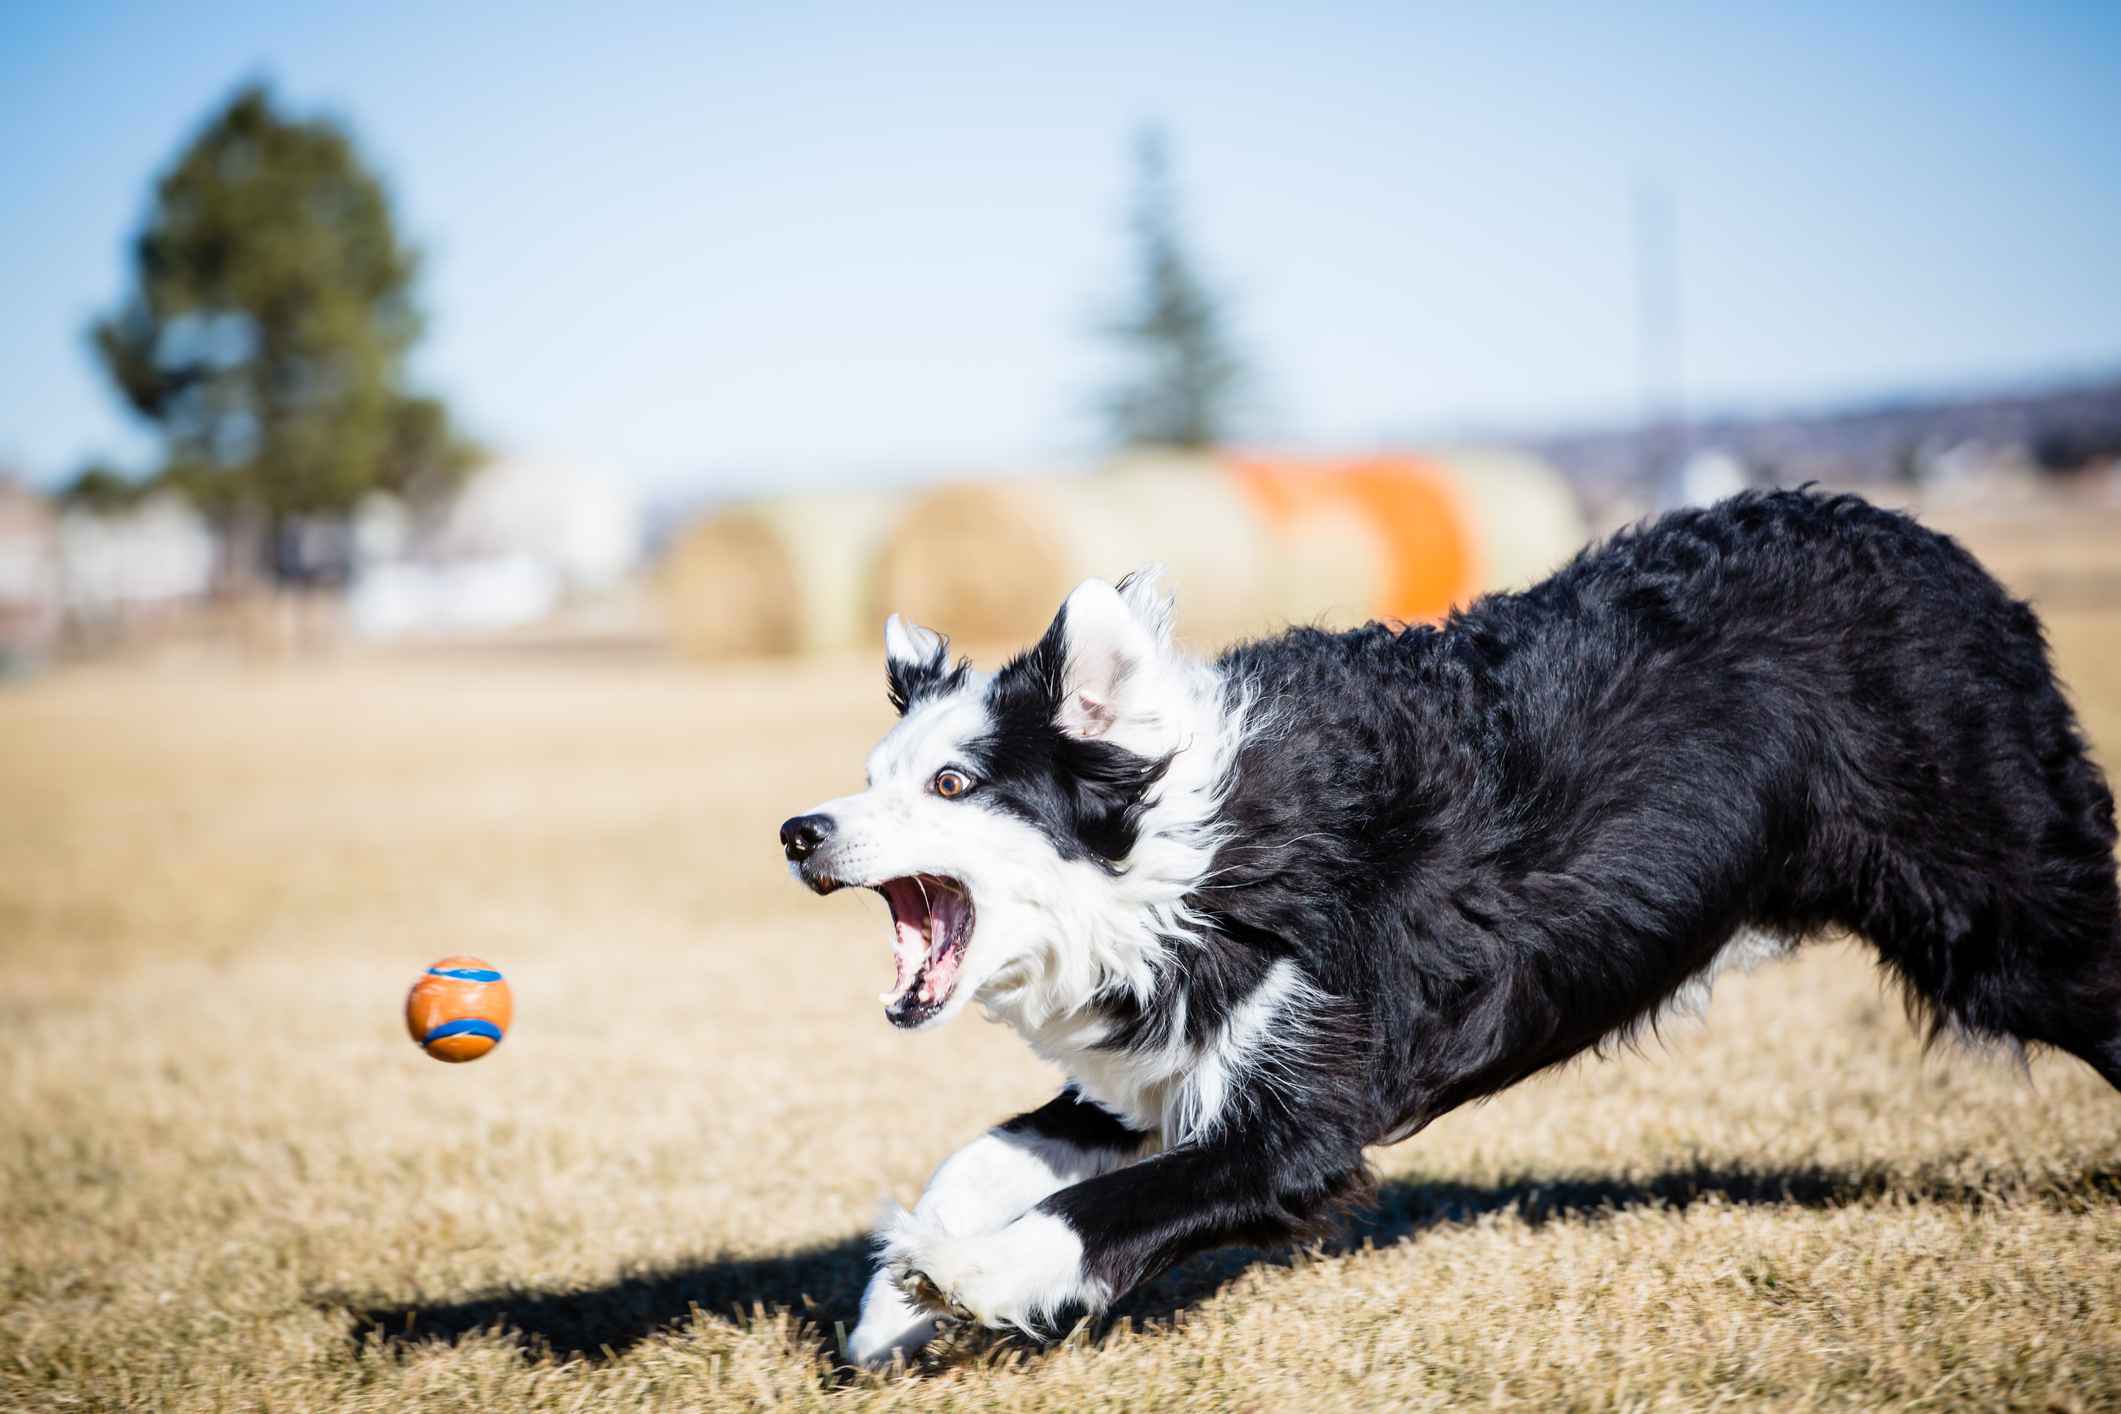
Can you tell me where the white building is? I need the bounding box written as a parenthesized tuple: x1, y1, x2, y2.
(56, 492, 216, 618)
(0, 480, 60, 669)
(437, 457, 643, 591)
(347, 457, 645, 638)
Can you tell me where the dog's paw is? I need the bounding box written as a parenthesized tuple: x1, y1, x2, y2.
(887, 1257, 972, 1321)
(843, 1265, 941, 1370)
(876, 1205, 971, 1321)
(877, 1205, 1102, 1335)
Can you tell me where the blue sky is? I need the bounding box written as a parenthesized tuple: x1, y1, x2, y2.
(2, 1, 2116, 498)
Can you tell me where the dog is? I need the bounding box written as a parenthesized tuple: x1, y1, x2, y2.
(779, 488, 2121, 1367)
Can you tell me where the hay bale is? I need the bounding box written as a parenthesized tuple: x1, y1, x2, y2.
(1256, 496, 1390, 632)
(855, 448, 1587, 659)
(1219, 458, 1390, 629)
(1438, 447, 1590, 595)
(1229, 450, 1586, 623)
(871, 457, 1284, 651)
(1229, 454, 1480, 623)
(1067, 454, 1287, 646)
(663, 493, 900, 659)
(864, 479, 1077, 650)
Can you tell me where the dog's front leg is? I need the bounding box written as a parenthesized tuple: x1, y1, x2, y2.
(889, 1124, 1368, 1336)
(844, 1088, 1145, 1368)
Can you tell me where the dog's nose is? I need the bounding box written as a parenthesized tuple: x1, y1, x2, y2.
(780, 813, 833, 862)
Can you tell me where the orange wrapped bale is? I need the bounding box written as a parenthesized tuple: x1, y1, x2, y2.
(1440, 447, 1591, 597)
(1227, 451, 1585, 625)
(404, 955, 513, 1063)
(858, 448, 1585, 657)
(1229, 454, 1480, 624)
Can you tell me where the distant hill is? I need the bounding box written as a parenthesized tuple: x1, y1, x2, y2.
(1529, 375, 2121, 491)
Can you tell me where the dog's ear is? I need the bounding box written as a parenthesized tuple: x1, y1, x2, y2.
(884, 614, 950, 715)
(1052, 571, 1176, 745)
(885, 613, 943, 671)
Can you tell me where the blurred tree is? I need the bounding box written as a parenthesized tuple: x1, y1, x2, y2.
(58, 461, 150, 513)
(91, 83, 477, 573)
(1095, 126, 1250, 449)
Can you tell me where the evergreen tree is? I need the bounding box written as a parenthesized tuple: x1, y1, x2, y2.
(91, 84, 475, 569)
(1096, 126, 1250, 449)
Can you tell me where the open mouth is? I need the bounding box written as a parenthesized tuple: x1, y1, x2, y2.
(874, 875, 974, 1028)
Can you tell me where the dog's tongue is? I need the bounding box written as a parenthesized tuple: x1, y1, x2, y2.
(916, 888, 966, 1004)
(877, 876, 936, 1005)
(918, 935, 962, 1003)
(878, 877, 968, 1015)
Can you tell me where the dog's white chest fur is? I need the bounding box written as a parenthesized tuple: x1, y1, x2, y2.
(1006, 958, 1318, 1148)
(1022, 1011, 1186, 1141)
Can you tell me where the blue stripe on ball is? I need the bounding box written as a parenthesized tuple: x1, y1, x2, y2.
(427, 967, 503, 982)
(423, 1018, 504, 1046)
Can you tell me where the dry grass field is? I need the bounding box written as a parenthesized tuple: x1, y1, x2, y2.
(5, 560, 2121, 1409)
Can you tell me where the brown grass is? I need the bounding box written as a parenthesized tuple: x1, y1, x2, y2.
(3, 595, 2119, 1411)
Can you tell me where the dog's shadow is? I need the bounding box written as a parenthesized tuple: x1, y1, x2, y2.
(341, 1161, 2116, 1370)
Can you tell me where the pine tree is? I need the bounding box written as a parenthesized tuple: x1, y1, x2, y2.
(90, 84, 476, 572)
(1096, 127, 1250, 449)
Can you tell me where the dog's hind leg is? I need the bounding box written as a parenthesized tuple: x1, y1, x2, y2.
(1816, 611, 2121, 1092)
(2057, 1010, 2121, 1093)
(2004, 912, 2121, 1093)
(1841, 828, 2121, 1093)
(845, 1087, 1147, 1368)
(1843, 788, 2121, 1093)
(2021, 743, 2121, 1093)
(1939, 926, 2121, 1093)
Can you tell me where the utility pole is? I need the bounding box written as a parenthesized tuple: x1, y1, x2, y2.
(1633, 180, 1685, 487)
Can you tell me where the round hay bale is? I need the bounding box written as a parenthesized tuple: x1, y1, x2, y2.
(870, 458, 1280, 651)
(1066, 454, 1282, 648)
(868, 448, 1586, 657)
(1230, 454, 1480, 623)
(1257, 497, 1390, 630)
(865, 479, 1078, 649)
(1218, 459, 1388, 630)
(663, 492, 900, 660)
(1437, 447, 1590, 595)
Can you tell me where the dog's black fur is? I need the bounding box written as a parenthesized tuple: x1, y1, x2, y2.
(974, 489, 2120, 1309)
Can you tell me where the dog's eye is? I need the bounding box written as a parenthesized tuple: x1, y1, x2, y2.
(933, 769, 973, 799)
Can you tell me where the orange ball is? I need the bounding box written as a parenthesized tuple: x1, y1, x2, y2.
(405, 956, 513, 1063)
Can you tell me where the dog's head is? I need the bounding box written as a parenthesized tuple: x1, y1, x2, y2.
(780, 572, 1218, 1032)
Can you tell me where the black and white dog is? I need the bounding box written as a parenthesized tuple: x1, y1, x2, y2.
(779, 489, 2121, 1366)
